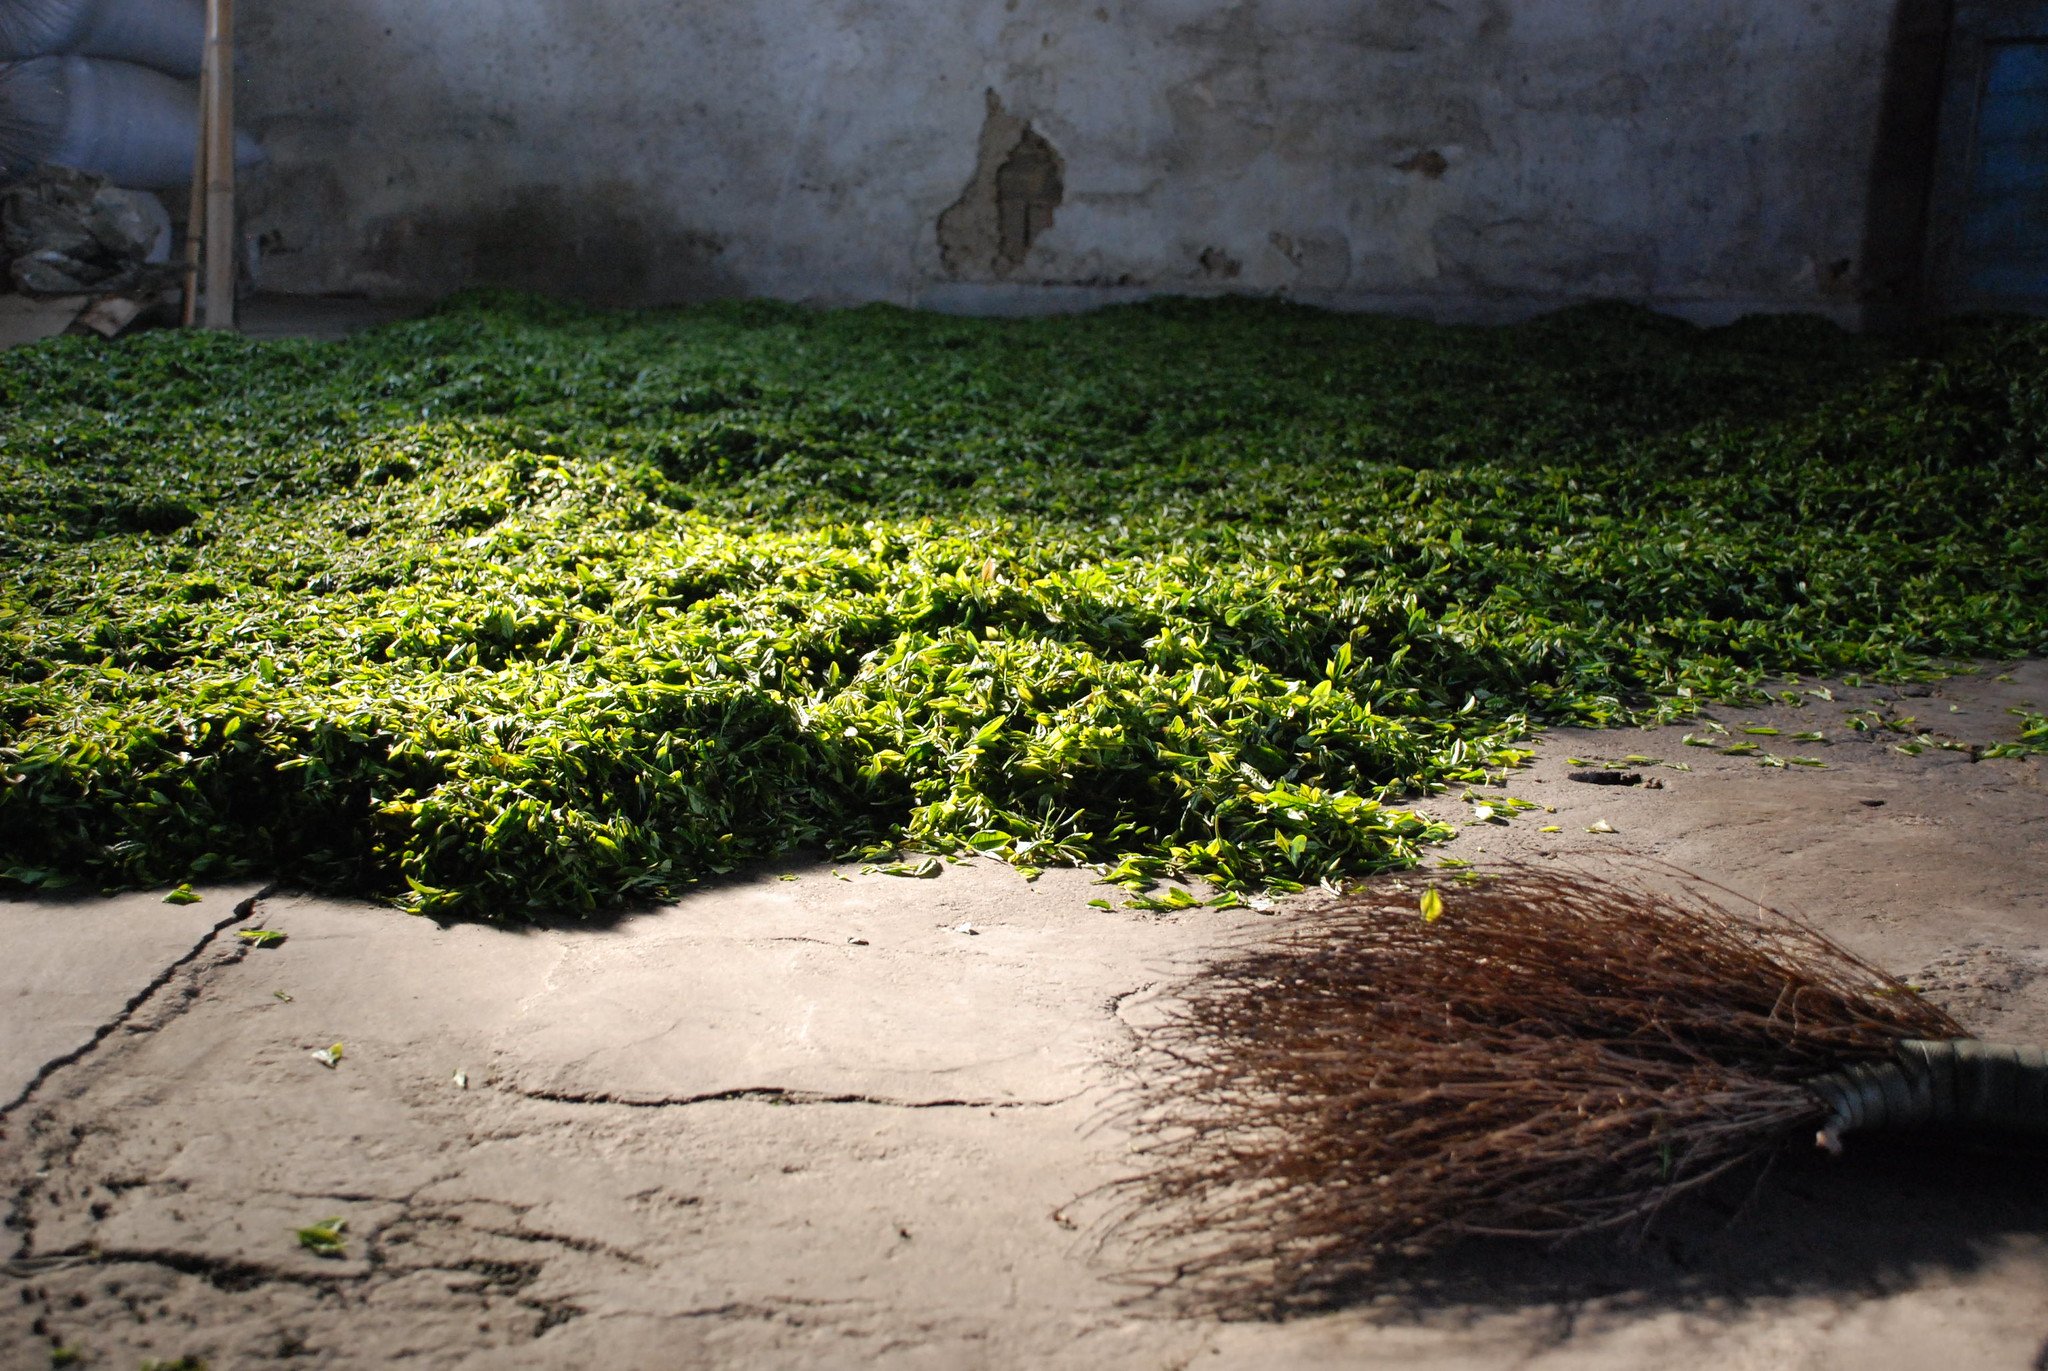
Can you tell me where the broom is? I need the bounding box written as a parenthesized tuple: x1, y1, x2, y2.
(1105, 865, 2048, 1305)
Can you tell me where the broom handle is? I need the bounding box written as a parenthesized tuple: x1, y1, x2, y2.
(181, 45, 211, 328)
(201, 0, 235, 331)
(1809, 1039, 2048, 1153)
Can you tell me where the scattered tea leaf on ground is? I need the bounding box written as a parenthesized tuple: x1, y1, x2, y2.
(295, 1218, 347, 1258)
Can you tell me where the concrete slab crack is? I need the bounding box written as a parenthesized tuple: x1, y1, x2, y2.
(511, 1085, 1072, 1110)
(0, 884, 280, 1129)
(21, 1243, 357, 1292)
(473, 1224, 649, 1267)
(653, 1298, 860, 1323)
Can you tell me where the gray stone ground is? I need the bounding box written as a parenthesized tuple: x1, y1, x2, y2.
(4, 664, 2046, 1369)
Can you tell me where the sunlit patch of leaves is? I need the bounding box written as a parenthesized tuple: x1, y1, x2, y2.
(294, 1217, 347, 1257)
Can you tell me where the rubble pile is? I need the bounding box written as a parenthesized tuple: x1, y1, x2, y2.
(1, 162, 173, 294)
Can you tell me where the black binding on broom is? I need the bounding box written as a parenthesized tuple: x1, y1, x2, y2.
(1811, 1039, 2048, 1152)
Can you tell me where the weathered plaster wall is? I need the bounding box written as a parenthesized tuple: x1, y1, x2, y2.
(236, 1, 1940, 323)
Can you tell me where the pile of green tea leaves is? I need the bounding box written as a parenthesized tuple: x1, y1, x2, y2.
(2, 294, 2044, 918)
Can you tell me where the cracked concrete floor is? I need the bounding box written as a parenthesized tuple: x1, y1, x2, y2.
(4, 663, 2048, 1369)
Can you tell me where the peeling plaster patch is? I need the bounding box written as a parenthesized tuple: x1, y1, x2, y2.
(996, 130, 1063, 269)
(937, 90, 1065, 279)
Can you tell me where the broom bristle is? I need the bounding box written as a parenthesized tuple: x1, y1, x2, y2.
(1105, 865, 1963, 1303)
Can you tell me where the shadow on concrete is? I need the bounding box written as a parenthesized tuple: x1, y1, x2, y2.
(1234, 1133, 2048, 1323)
(400, 848, 855, 938)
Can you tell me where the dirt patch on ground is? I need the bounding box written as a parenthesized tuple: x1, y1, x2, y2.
(3, 665, 2045, 1368)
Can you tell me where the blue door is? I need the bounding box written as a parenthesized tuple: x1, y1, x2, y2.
(1959, 41, 2048, 299)
(1930, 3, 2048, 312)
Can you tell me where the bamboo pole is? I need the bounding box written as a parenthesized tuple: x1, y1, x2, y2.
(201, 0, 235, 331)
(181, 61, 209, 327)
